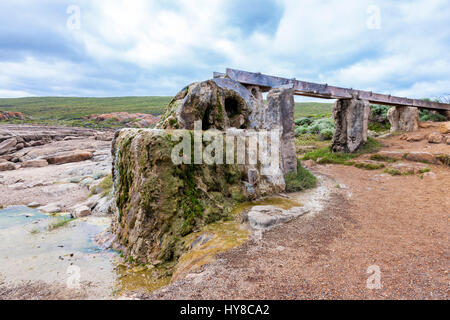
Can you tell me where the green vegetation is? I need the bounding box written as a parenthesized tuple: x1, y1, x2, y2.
(418, 168, 431, 174)
(0, 96, 171, 118)
(95, 174, 113, 197)
(302, 137, 383, 165)
(368, 122, 390, 132)
(0, 96, 172, 128)
(383, 168, 414, 176)
(294, 117, 335, 140)
(370, 154, 398, 163)
(293, 102, 333, 118)
(419, 109, 446, 122)
(383, 168, 401, 176)
(48, 216, 74, 231)
(284, 159, 317, 192)
(436, 154, 450, 167)
(354, 162, 385, 170)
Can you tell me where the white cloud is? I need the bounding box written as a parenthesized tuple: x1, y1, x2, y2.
(1, 0, 449, 98)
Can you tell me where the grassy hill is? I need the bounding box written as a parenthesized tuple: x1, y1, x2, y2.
(0, 96, 333, 128)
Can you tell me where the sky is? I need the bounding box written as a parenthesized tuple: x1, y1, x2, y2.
(0, 0, 449, 100)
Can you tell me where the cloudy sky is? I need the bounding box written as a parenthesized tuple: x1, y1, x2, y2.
(0, 0, 449, 100)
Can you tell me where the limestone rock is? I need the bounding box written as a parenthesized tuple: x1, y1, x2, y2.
(404, 133, 426, 142)
(0, 162, 16, 171)
(246, 205, 308, 230)
(404, 152, 437, 164)
(376, 151, 405, 160)
(331, 98, 370, 153)
(72, 205, 91, 218)
(156, 79, 253, 131)
(92, 196, 114, 216)
(0, 138, 17, 155)
(21, 159, 49, 168)
(427, 132, 443, 144)
(39, 203, 61, 214)
(45, 150, 93, 165)
(111, 129, 249, 265)
(387, 106, 419, 132)
(439, 122, 450, 134)
(27, 201, 41, 208)
(264, 85, 297, 174)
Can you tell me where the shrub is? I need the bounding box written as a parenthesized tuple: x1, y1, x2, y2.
(319, 128, 334, 140)
(419, 109, 446, 122)
(295, 117, 313, 126)
(370, 104, 390, 119)
(284, 159, 317, 192)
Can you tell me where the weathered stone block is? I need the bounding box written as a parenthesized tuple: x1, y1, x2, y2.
(331, 98, 370, 153)
(387, 106, 419, 132)
(263, 85, 297, 174)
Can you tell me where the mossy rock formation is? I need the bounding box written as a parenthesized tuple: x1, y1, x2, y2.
(111, 78, 300, 268)
(111, 129, 247, 265)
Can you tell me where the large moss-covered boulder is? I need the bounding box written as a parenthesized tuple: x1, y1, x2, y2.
(111, 128, 248, 265)
(157, 78, 261, 131)
(111, 78, 302, 267)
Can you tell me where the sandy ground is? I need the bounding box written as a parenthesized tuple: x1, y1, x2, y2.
(143, 126, 449, 300)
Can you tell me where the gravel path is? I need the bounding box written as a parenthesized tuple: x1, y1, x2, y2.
(146, 162, 449, 299)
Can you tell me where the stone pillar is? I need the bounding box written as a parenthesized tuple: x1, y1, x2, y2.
(387, 106, 419, 132)
(331, 98, 370, 153)
(264, 85, 297, 174)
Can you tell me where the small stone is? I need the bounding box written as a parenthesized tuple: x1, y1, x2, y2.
(406, 133, 426, 142)
(72, 205, 91, 218)
(39, 203, 61, 214)
(427, 132, 443, 144)
(27, 202, 40, 208)
(439, 122, 450, 134)
(422, 172, 436, 180)
(0, 162, 16, 171)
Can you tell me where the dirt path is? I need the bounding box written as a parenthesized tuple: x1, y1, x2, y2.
(146, 136, 449, 300)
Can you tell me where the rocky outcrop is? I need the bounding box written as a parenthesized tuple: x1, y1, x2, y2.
(112, 78, 302, 267)
(0, 138, 17, 155)
(427, 132, 443, 144)
(440, 122, 450, 134)
(45, 150, 93, 165)
(0, 111, 25, 121)
(111, 129, 248, 264)
(331, 98, 370, 153)
(0, 162, 16, 171)
(83, 112, 160, 128)
(156, 79, 255, 131)
(404, 151, 438, 164)
(387, 106, 419, 132)
(21, 159, 49, 168)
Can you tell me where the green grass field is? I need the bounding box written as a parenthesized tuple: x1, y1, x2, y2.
(0, 96, 333, 128)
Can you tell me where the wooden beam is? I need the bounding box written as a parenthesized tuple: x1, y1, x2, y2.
(223, 68, 450, 111)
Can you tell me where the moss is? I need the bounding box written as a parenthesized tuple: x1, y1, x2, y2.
(370, 154, 398, 163)
(436, 154, 450, 167)
(48, 216, 74, 231)
(383, 168, 414, 176)
(383, 168, 402, 176)
(354, 162, 385, 170)
(216, 92, 224, 122)
(284, 159, 317, 192)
